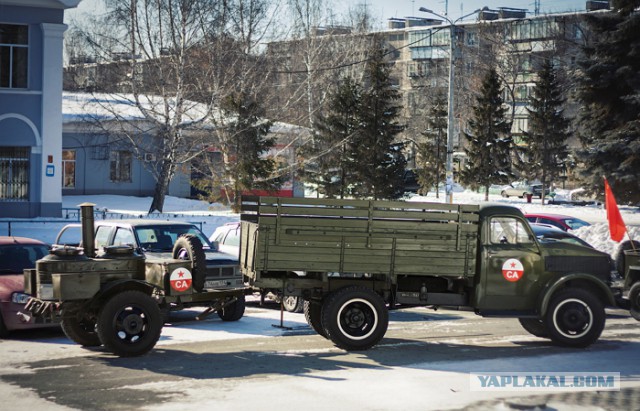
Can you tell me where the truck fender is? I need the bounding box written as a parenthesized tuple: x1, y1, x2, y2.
(91, 279, 159, 307)
(538, 273, 615, 316)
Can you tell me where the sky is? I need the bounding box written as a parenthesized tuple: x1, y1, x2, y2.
(65, 0, 592, 27)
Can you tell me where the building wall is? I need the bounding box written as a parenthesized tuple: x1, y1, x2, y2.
(61, 131, 191, 198)
(0, 2, 78, 217)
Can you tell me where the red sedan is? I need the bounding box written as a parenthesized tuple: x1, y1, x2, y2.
(524, 213, 591, 232)
(0, 236, 57, 337)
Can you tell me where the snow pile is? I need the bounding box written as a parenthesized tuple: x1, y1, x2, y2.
(573, 223, 640, 257)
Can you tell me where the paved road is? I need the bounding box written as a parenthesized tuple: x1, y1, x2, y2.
(1, 302, 639, 411)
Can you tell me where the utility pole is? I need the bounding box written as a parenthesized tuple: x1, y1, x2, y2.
(419, 6, 485, 203)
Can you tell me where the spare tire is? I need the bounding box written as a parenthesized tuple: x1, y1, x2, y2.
(173, 234, 207, 292)
(613, 240, 640, 277)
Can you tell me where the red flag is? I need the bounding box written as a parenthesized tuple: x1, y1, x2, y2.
(604, 178, 626, 242)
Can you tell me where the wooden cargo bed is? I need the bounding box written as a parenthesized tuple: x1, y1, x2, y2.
(240, 196, 480, 278)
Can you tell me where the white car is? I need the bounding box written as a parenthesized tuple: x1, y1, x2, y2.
(210, 222, 304, 313)
(501, 181, 534, 198)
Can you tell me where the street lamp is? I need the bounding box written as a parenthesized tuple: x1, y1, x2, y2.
(419, 7, 484, 203)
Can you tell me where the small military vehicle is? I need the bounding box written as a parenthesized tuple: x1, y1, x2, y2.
(239, 196, 629, 351)
(23, 203, 248, 357)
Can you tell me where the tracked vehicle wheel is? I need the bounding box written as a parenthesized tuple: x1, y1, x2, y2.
(173, 235, 207, 292)
(97, 290, 162, 357)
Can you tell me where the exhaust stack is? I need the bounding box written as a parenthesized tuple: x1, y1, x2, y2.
(79, 202, 96, 258)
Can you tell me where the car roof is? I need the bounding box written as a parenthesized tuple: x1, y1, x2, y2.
(0, 236, 47, 246)
(525, 213, 576, 219)
(95, 219, 197, 228)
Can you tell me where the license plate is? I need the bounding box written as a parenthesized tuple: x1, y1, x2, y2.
(204, 280, 228, 288)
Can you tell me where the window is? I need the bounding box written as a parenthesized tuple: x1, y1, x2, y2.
(62, 150, 76, 188)
(0, 24, 28, 89)
(490, 217, 534, 244)
(94, 226, 113, 249)
(110, 150, 132, 182)
(113, 227, 135, 246)
(0, 147, 29, 201)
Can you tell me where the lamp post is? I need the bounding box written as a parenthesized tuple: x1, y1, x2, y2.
(418, 7, 484, 203)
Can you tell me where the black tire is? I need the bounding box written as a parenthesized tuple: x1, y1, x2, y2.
(60, 303, 101, 347)
(97, 290, 163, 357)
(544, 288, 605, 348)
(217, 295, 245, 321)
(282, 295, 304, 313)
(613, 240, 640, 277)
(304, 300, 327, 339)
(0, 314, 8, 338)
(321, 286, 388, 351)
(501, 191, 508, 198)
(173, 234, 207, 292)
(518, 318, 548, 338)
(629, 282, 640, 321)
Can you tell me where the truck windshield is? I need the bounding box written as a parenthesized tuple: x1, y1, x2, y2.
(135, 225, 212, 251)
(490, 217, 534, 244)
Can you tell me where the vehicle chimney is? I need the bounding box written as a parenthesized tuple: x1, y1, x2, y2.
(79, 203, 96, 258)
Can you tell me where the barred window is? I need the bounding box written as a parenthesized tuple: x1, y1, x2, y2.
(0, 24, 28, 89)
(0, 147, 29, 201)
(110, 150, 132, 182)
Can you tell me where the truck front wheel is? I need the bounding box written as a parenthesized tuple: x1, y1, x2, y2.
(321, 286, 388, 350)
(97, 290, 163, 357)
(629, 283, 640, 321)
(545, 288, 605, 348)
(518, 318, 548, 338)
(60, 303, 101, 347)
(217, 295, 245, 321)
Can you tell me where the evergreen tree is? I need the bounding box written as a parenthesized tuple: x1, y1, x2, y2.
(304, 77, 361, 198)
(349, 40, 406, 200)
(576, 0, 640, 203)
(221, 91, 279, 212)
(459, 68, 513, 200)
(416, 93, 447, 198)
(520, 61, 570, 204)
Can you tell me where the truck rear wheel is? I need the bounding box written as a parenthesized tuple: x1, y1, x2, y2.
(61, 303, 101, 347)
(97, 290, 163, 357)
(173, 234, 207, 292)
(629, 283, 640, 321)
(304, 300, 327, 338)
(545, 288, 605, 348)
(321, 286, 388, 350)
(518, 318, 548, 338)
(217, 295, 245, 321)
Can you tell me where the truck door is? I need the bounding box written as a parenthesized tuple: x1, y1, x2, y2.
(478, 216, 543, 311)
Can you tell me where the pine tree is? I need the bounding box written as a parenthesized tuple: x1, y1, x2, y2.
(576, 0, 640, 203)
(304, 77, 361, 198)
(220, 91, 279, 212)
(459, 68, 513, 200)
(520, 61, 570, 204)
(349, 39, 406, 200)
(416, 93, 447, 197)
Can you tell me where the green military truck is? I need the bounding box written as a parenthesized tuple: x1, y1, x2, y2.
(23, 203, 248, 357)
(240, 196, 623, 351)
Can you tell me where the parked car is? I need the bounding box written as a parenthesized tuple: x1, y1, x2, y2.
(501, 181, 534, 198)
(210, 222, 241, 258)
(525, 213, 591, 231)
(0, 236, 57, 337)
(209, 222, 304, 313)
(529, 224, 593, 248)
